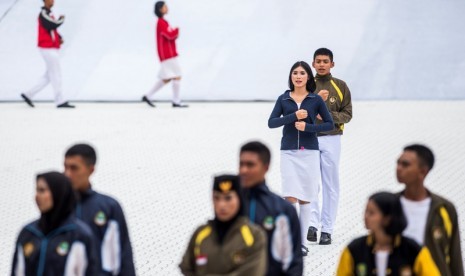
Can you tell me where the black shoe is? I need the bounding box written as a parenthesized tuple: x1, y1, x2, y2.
(319, 232, 332, 245)
(142, 96, 155, 107)
(307, 226, 318, 242)
(301, 245, 309, 257)
(21, 93, 34, 107)
(172, 102, 189, 108)
(57, 102, 75, 108)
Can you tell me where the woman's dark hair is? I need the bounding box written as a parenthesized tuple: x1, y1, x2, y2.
(369, 192, 407, 236)
(37, 172, 76, 234)
(154, 1, 166, 18)
(288, 61, 316, 93)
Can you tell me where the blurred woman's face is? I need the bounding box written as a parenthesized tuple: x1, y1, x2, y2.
(291, 66, 308, 90)
(35, 178, 53, 213)
(213, 191, 240, 222)
(364, 200, 385, 232)
(161, 4, 168, 15)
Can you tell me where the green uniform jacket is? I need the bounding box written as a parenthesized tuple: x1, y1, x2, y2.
(399, 191, 464, 276)
(179, 217, 267, 276)
(314, 74, 352, 136)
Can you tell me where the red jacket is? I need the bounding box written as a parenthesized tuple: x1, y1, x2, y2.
(38, 7, 63, 49)
(156, 18, 179, 61)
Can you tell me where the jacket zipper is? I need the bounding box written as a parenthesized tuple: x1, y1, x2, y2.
(288, 97, 301, 150)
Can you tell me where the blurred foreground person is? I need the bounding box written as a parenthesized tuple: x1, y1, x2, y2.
(180, 174, 267, 276)
(336, 192, 440, 276)
(12, 172, 99, 275)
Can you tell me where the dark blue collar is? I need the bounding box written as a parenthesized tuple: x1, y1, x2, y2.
(282, 90, 316, 101)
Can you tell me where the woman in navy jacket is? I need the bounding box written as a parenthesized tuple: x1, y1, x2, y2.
(11, 172, 99, 276)
(268, 61, 333, 255)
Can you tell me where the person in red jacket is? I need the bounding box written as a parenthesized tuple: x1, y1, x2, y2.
(20, 0, 74, 108)
(142, 1, 188, 108)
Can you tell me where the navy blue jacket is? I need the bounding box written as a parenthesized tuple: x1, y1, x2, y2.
(76, 188, 135, 276)
(12, 215, 100, 276)
(243, 182, 303, 276)
(268, 90, 334, 150)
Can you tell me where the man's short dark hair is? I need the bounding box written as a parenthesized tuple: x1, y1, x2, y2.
(313, 48, 334, 62)
(154, 1, 165, 18)
(240, 141, 271, 166)
(404, 144, 435, 171)
(65, 144, 97, 166)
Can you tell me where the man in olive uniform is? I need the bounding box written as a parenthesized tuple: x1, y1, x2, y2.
(308, 48, 353, 245)
(179, 174, 267, 276)
(396, 144, 463, 276)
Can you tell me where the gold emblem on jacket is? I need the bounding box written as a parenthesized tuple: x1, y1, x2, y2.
(23, 242, 34, 258)
(399, 266, 413, 276)
(329, 96, 337, 105)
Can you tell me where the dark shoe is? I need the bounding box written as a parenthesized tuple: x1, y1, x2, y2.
(57, 102, 75, 108)
(21, 93, 34, 107)
(142, 96, 155, 107)
(301, 245, 309, 257)
(307, 226, 318, 242)
(172, 102, 189, 108)
(319, 232, 332, 245)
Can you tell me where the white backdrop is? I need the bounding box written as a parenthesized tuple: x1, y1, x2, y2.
(0, 0, 464, 101)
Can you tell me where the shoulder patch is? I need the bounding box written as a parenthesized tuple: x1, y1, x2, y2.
(240, 225, 254, 247)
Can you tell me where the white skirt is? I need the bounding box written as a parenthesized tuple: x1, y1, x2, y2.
(280, 150, 321, 202)
(158, 57, 182, 79)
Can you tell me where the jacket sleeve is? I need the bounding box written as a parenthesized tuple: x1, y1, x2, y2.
(159, 20, 179, 40)
(268, 95, 298, 128)
(413, 247, 441, 276)
(39, 10, 64, 30)
(206, 227, 268, 276)
(11, 240, 25, 276)
(269, 204, 303, 276)
(336, 247, 354, 276)
(447, 204, 464, 276)
(114, 202, 136, 276)
(304, 96, 334, 132)
(330, 82, 352, 124)
(84, 232, 101, 276)
(179, 230, 198, 276)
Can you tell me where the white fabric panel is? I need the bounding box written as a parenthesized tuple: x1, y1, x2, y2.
(271, 215, 293, 271)
(64, 242, 88, 276)
(14, 245, 26, 276)
(101, 220, 121, 275)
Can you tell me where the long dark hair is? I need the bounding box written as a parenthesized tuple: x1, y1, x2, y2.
(369, 192, 407, 236)
(288, 61, 316, 93)
(154, 1, 165, 18)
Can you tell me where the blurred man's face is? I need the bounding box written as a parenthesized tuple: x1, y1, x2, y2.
(64, 155, 94, 191)
(213, 191, 240, 222)
(312, 55, 334, 76)
(44, 0, 54, 8)
(239, 152, 268, 188)
(396, 151, 426, 185)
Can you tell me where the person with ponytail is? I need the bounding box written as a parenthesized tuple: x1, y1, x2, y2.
(11, 172, 99, 276)
(336, 192, 440, 276)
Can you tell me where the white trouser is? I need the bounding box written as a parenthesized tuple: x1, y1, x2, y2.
(309, 135, 341, 234)
(25, 48, 66, 105)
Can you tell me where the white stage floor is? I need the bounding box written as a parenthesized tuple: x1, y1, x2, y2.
(0, 101, 464, 275)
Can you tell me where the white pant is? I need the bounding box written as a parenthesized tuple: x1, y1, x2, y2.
(25, 48, 66, 105)
(309, 135, 341, 234)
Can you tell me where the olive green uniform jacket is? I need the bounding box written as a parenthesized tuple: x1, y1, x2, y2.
(179, 217, 267, 276)
(398, 191, 464, 276)
(314, 74, 352, 136)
